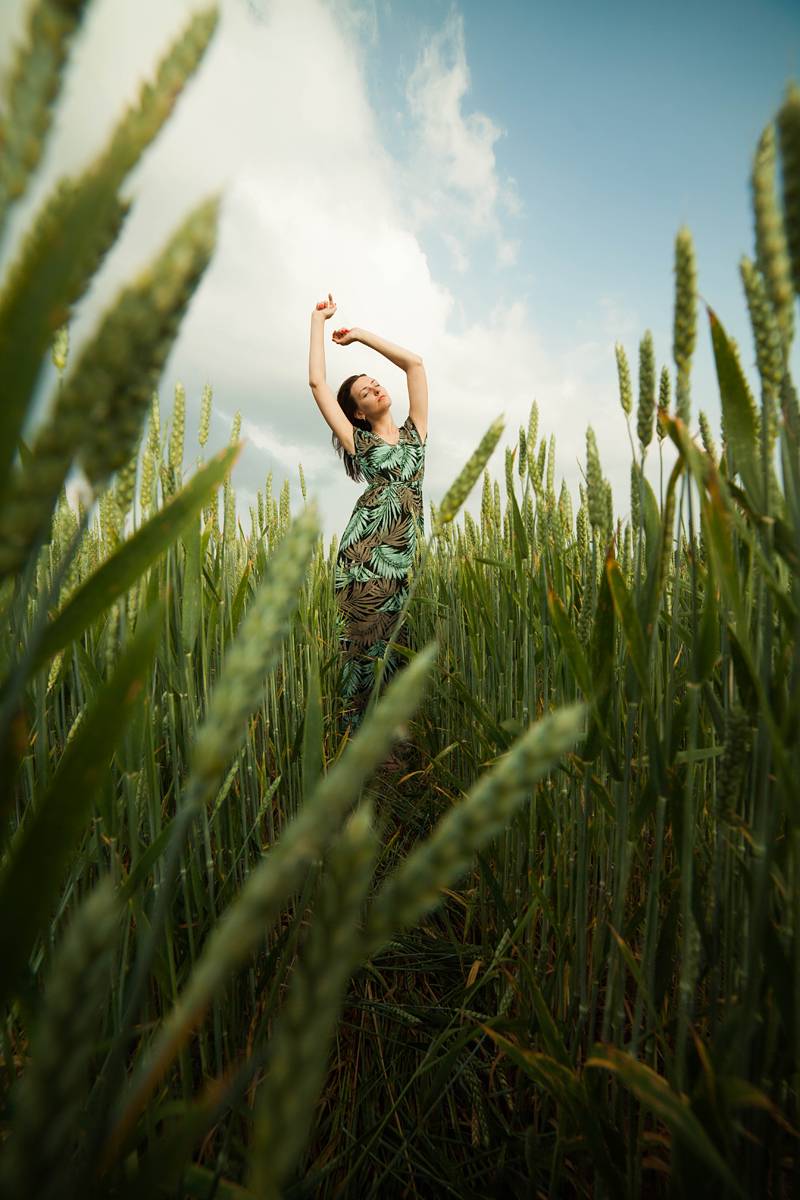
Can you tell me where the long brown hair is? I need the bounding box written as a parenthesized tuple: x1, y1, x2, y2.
(332, 373, 371, 482)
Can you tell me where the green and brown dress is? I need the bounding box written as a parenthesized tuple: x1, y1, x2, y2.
(335, 413, 427, 732)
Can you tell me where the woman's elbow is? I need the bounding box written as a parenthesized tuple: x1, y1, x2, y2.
(408, 355, 424, 368)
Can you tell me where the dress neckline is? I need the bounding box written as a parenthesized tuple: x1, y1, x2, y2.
(370, 423, 403, 446)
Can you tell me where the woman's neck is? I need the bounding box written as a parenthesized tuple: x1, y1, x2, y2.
(370, 417, 399, 442)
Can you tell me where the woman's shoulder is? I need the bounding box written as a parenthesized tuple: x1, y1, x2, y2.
(404, 414, 427, 445)
(352, 425, 374, 454)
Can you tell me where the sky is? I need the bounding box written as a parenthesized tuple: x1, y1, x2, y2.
(1, 0, 799, 545)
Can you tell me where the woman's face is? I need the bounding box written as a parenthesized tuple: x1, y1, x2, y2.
(352, 374, 390, 422)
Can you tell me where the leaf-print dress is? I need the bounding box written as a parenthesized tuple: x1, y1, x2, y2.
(335, 413, 427, 732)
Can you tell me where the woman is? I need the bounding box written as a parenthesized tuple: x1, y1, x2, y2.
(308, 292, 428, 745)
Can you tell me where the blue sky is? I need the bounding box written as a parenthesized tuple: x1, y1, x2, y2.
(365, 0, 800, 350)
(2, 0, 799, 541)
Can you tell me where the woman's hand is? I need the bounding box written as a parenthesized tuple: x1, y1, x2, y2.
(332, 326, 357, 345)
(312, 292, 337, 320)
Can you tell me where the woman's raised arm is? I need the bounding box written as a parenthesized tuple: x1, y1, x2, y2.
(308, 293, 335, 386)
(336, 326, 427, 440)
(343, 327, 422, 370)
(308, 293, 357, 455)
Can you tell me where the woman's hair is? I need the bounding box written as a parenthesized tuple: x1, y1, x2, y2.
(332, 373, 371, 481)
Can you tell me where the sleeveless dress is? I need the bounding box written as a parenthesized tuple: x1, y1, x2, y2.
(334, 413, 427, 733)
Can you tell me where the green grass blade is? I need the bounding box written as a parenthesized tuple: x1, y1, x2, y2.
(707, 304, 762, 508)
(434, 417, 504, 530)
(180, 508, 202, 652)
(363, 702, 586, 955)
(585, 1044, 748, 1198)
(0, 599, 163, 1009)
(0, 875, 122, 1199)
(509, 486, 529, 570)
(0, 7, 219, 493)
(0, 195, 222, 583)
(31, 444, 239, 671)
(249, 801, 379, 1198)
(606, 557, 650, 696)
(547, 586, 592, 696)
(101, 642, 437, 1171)
(0, 0, 90, 238)
(301, 637, 324, 796)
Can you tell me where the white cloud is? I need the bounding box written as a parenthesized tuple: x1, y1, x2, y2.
(325, 0, 380, 50)
(497, 238, 520, 268)
(442, 231, 469, 274)
(500, 175, 523, 218)
(230, 407, 332, 476)
(402, 5, 521, 257)
(596, 294, 641, 341)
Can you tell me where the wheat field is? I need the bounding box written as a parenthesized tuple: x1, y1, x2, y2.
(1, 3, 799, 1198)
